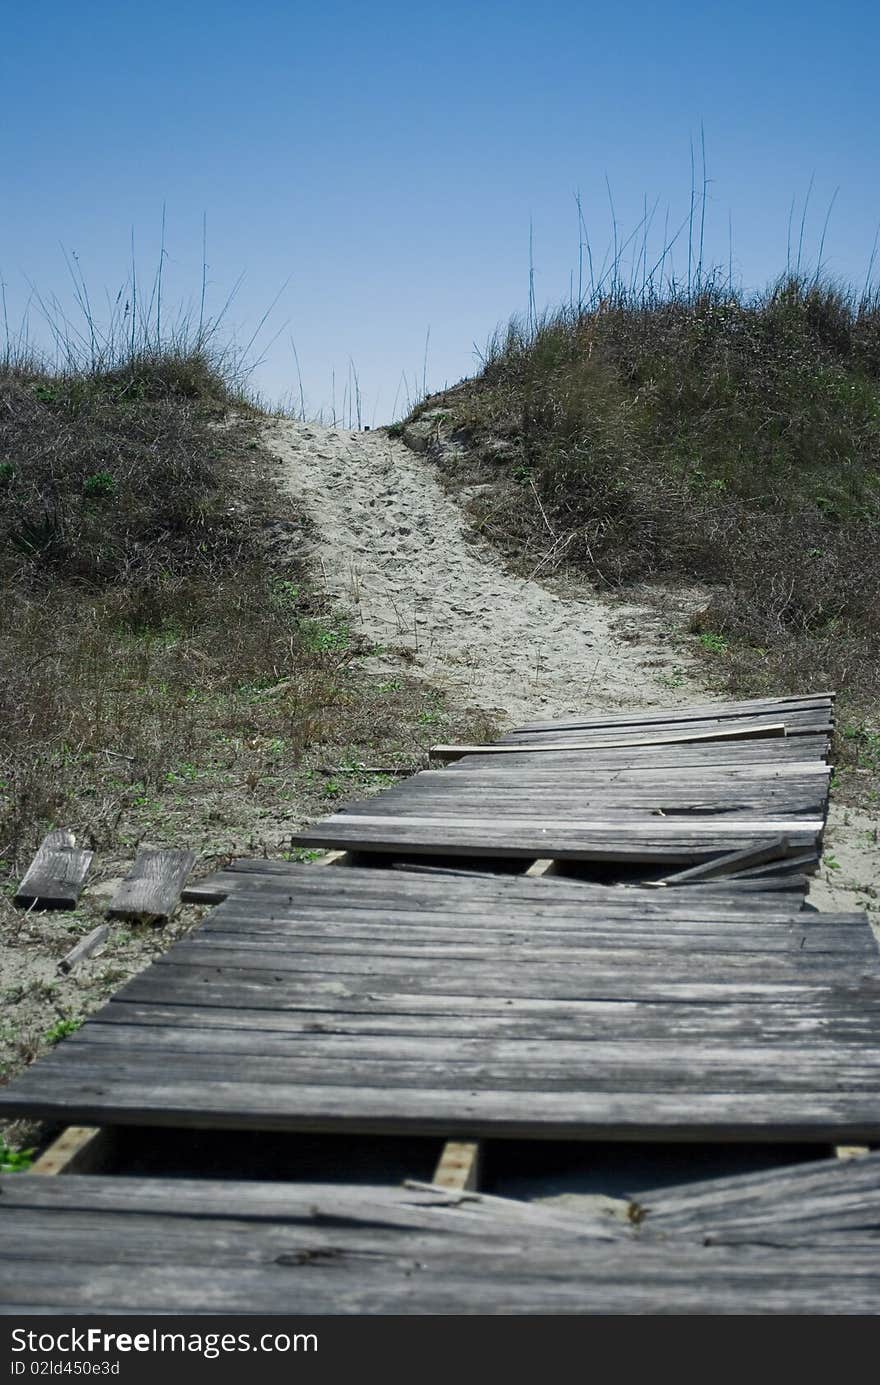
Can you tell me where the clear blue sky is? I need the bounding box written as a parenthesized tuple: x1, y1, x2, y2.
(3, 1, 878, 421)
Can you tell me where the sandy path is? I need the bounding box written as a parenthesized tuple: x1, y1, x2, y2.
(264, 419, 702, 725)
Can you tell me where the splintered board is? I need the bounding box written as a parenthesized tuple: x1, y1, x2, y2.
(632, 1149, 880, 1247)
(2, 1165, 879, 1314)
(1, 866, 878, 1144)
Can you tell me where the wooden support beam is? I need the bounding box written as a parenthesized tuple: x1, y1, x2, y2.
(31, 1125, 114, 1176)
(433, 1140, 481, 1192)
(525, 858, 560, 878)
(14, 830, 93, 911)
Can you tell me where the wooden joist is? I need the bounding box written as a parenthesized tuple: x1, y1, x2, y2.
(14, 830, 93, 911)
(8, 1144, 880, 1314)
(514, 693, 834, 735)
(185, 862, 814, 921)
(633, 1150, 880, 1247)
(58, 923, 110, 974)
(653, 838, 794, 887)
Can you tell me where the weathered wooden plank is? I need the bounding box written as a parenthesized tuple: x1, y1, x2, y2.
(107, 848, 196, 922)
(144, 941, 878, 991)
(431, 722, 789, 762)
(347, 791, 825, 819)
(316, 814, 824, 836)
(654, 839, 794, 886)
(200, 911, 874, 952)
(723, 852, 821, 880)
(14, 830, 93, 910)
(634, 1151, 880, 1245)
(501, 708, 830, 743)
(3, 1074, 880, 1142)
(66, 1024, 880, 1073)
(515, 694, 834, 734)
(194, 927, 875, 964)
(9, 1166, 880, 1317)
(30, 1044, 880, 1099)
(87, 999, 880, 1047)
(435, 762, 831, 781)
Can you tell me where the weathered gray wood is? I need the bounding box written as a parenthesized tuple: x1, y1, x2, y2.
(26, 1046, 880, 1098)
(501, 708, 830, 743)
(445, 735, 830, 770)
(14, 830, 93, 910)
(8, 1164, 880, 1316)
(107, 848, 196, 922)
(94, 997, 880, 1043)
(2, 1072, 880, 1141)
(431, 721, 789, 761)
(184, 861, 812, 910)
(199, 913, 874, 955)
(634, 1151, 880, 1246)
(654, 838, 793, 885)
(58, 924, 110, 974)
(347, 789, 825, 819)
(723, 852, 821, 880)
(515, 693, 834, 734)
(158, 937, 875, 981)
(64, 1024, 880, 1078)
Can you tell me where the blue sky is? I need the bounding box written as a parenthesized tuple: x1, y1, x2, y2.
(2, 1, 878, 420)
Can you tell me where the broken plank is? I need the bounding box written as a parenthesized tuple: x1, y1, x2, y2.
(107, 849, 195, 923)
(652, 839, 795, 886)
(430, 722, 788, 762)
(14, 830, 93, 910)
(30, 1126, 115, 1176)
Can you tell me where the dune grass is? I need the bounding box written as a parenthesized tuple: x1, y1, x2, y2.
(408, 276, 880, 761)
(0, 339, 481, 878)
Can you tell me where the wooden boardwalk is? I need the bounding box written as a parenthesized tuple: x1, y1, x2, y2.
(2, 691, 878, 1313)
(2, 1152, 880, 1312)
(2, 691, 878, 1145)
